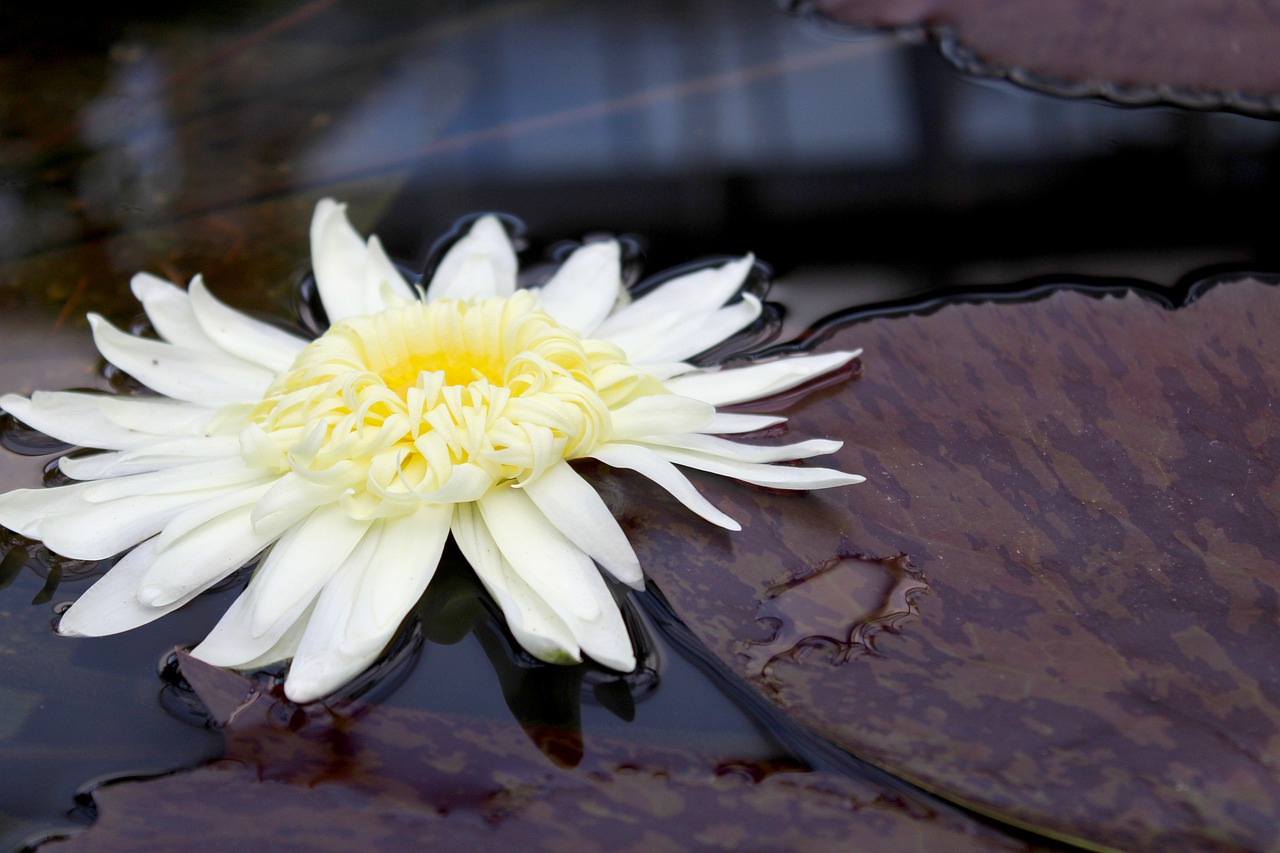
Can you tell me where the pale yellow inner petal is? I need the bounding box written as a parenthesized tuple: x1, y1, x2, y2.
(245, 291, 666, 517)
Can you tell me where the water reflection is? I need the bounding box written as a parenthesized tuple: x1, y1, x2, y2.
(76, 47, 184, 241)
(0, 531, 114, 609)
(3, 0, 1278, 293)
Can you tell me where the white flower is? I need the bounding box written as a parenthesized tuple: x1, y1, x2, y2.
(0, 200, 863, 704)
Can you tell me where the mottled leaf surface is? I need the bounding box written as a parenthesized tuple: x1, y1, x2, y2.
(622, 278, 1280, 851)
(814, 0, 1280, 111)
(48, 657, 1031, 853)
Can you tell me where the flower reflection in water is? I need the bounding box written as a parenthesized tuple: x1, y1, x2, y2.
(152, 549, 657, 769)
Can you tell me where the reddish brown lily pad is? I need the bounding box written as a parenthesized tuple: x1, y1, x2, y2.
(47, 656, 1034, 852)
(623, 277, 1280, 851)
(812, 0, 1280, 112)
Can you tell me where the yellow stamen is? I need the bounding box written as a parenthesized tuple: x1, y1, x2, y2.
(245, 291, 664, 517)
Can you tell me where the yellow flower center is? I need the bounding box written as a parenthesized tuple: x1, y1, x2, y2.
(244, 291, 664, 517)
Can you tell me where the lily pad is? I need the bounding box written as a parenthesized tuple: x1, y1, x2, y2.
(810, 0, 1280, 112)
(48, 656, 1036, 852)
(623, 275, 1280, 851)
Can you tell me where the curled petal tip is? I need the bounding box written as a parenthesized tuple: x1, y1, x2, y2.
(283, 654, 355, 704)
(536, 649, 583, 666)
(472, 213, 505, 232)
(282, 671, 326, 705)
(136, 585, 165, 607)
(593, 648, 637, 673)
(0, 393, 25, 415)
(312, 197, 343, 220)
(55, 607, 85, 638)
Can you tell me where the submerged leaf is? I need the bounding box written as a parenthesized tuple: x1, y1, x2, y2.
(627, 277, 1280, 851)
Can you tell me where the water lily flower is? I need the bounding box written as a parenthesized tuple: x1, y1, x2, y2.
(0, 200, 863, 703)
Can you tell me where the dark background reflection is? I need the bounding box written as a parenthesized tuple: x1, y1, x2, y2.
(4, 0, 1279, 331)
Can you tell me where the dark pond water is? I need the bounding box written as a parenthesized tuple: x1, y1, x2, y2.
(0, 528, 794, 847)
(3, 0, 1280, 849)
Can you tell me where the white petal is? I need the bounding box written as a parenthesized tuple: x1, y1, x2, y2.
(151, 480, 290, 552)
(0, 481, 99, 538)
(377, 516, 453, 628)
(378, 276, 416, 310)
(638, 433, 843, 464)
(452, 503, 580, 664)
(425, 215, 517, 301)
(78, 456, 262, 501)
(311, 199, 376, 323)
(60, 436, 243, 480)
(35, 464, 270, 560)
(246, 506, 372, 637)
(130, 273, 220, 351)
(702, 413, 786, 434)
(136, 502, 285, 607)
(38, 487, 243, 560)
(363, 235, 416, 306)
(589, 443, 740, 531)
(613, 294, 762, 364)
(478, 488, 636, 672)
(0, 452, 259, 555)
(595, 255, 755, 339)
(478, 486, 600, 622)
(2, 391, 154, 451)
(639, 361, 700, 382)
(285, 504, 452, 703)
(251, 472, 347, 528)
(388, 461, 493, 504)
(434, 256, 495, 301)
(535, 241, 622, 335)
(188, 276, 308, 372)
(58, 536, 204, 636)
(228, 598, 316, 671)
(349, 506, 452, 637)
(608, 394, 715, 441)
(663, 350, 861, 407)
(96, 394, 222, 436)
(192, 506, 372, 666)
(89, 314, 275, 405)
(522, 461, 642, 588)
(642, 443, 865, 490)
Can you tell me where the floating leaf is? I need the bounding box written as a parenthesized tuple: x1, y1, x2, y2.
(811, 0, 1280, 112)
(625, 276, 1280, 851)
(52, 655, 1037, 851)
